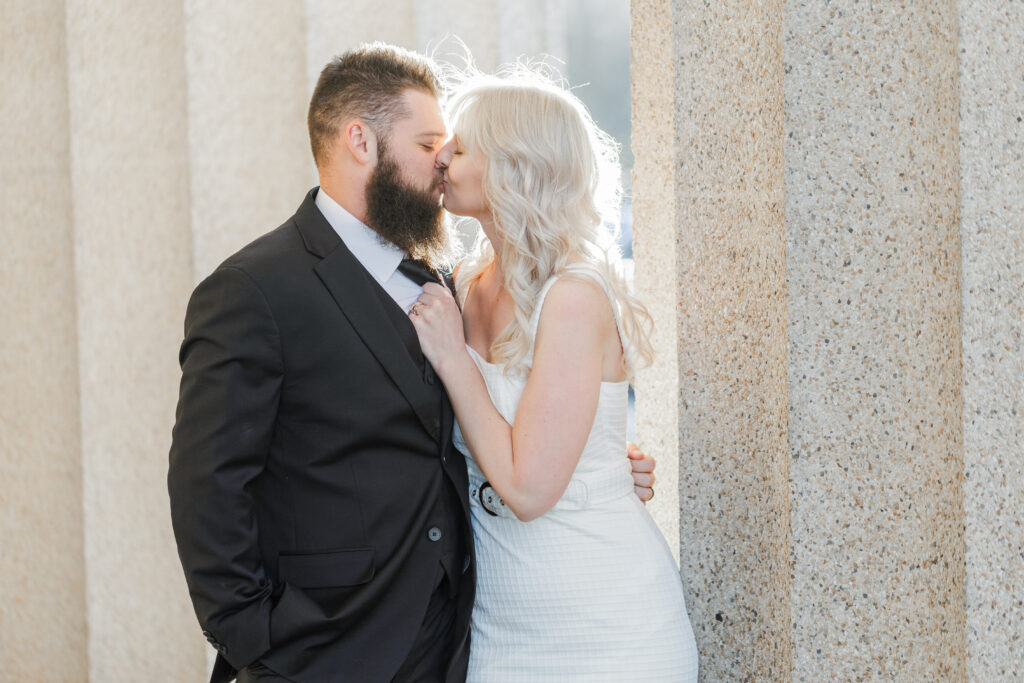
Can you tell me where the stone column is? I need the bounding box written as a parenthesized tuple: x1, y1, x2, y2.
(635, 0, 971, 679)
(306, 0, 417, 95)
(182, 5, 312, 672)
(784, 1, 966, 679)
(959, 2, 1024, 681)
(632, 2, 792, 680)
(65, 1, 203, 680)
(631, 0, 682, 563)
(184, 0, 312, 281)
(497, 0, 568, 66)
(0, 1, 87, 679)
(412, 0, 567, 76)
(414, 0, 501, 71)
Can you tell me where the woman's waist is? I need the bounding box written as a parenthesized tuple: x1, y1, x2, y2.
(466, 458, 633, 519)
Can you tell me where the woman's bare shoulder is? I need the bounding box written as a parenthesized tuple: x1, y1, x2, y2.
(537, 276, 614, 335)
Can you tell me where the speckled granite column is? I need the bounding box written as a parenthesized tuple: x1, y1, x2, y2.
(0, 1, 87, 679)
(959, 2, 1024, 680)
(184, 1, 312, 281)
(784, 1, 966, 679)
(632, 2, 793, 680)
(631, 0, 681, 565)
(65, 1, 204, 680)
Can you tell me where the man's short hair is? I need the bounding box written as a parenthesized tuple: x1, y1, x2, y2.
(308, 43, 442, 167)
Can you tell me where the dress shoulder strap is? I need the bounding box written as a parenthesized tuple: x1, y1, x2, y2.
(527, 273, 565, 338)
(527, 263, 630, 366)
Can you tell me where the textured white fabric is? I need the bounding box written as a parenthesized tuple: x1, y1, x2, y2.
(454, 265, 698, 682)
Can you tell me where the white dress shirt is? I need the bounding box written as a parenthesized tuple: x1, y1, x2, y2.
(314, 188, 424, 313)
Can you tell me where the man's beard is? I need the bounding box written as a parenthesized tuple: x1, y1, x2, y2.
(365, 145, 448, 267)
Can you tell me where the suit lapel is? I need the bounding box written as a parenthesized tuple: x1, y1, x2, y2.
(294, 188, 442, 443)
(373, 283, 425, 370)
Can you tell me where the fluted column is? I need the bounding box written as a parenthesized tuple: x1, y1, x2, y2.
(959, 2, 1024, 680)
(497, 0, 568, 66)
(631, 0, 682, 563)
(184, 1, 312, 281)
(415, 0, 501, 71)
(305, 0, 417, 94)
(412, 0, 568, 76)
(632, 2, 792, 680)
(65, 1, 202, 679)
(784, 1, 966, 678)
(182, 4, 313, 673)
(634, 0, 972, 680)
(0, 1, 87, 679)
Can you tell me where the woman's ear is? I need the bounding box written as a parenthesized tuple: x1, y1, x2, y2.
(345, 120, 378, 166)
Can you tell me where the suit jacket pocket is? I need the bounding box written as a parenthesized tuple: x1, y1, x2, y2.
(277, 547, 375, 589)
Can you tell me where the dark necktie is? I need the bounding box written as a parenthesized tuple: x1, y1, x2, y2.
(392, 258, 444, 381)
(398, 257, 442, 287)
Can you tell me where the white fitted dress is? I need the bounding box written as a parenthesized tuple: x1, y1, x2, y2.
(453, 267, 698, 682)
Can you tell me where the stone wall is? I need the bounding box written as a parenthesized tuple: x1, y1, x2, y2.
(2, 0, 1020, 680)
(632, 1, 1023, 680)
(0, 2, 565, 680)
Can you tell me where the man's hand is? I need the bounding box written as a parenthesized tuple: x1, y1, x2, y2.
(627, 442, 656, 503)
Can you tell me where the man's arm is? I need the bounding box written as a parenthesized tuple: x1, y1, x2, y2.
(168, 265, 283, 669)
(628, 443, 656, 502)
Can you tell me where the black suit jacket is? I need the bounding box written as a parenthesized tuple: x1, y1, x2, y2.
(168, 188, 474, 682)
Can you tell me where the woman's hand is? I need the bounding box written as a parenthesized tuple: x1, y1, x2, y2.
(409, 282, 467, 370)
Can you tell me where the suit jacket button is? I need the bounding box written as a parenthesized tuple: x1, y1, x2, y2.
(428, 526, 442, 542)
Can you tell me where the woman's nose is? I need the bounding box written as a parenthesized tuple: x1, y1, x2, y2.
(435, 140, 455, 168)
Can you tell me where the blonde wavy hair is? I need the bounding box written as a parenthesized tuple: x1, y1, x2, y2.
(447, 66, 653, 379)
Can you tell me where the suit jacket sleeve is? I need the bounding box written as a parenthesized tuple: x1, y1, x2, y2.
(168, 265, 283, 669)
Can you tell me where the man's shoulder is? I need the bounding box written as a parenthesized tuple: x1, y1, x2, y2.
(191, 189, 336, 305)
(220, 217, 298, 266)
(214, 217, 309, 284)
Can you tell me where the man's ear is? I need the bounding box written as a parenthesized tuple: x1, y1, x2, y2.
(345, 120, 378, 166)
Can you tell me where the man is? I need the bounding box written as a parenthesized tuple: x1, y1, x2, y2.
(168, 43, 655, 683)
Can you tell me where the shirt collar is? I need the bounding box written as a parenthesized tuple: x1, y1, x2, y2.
(314, 187, 405, 286)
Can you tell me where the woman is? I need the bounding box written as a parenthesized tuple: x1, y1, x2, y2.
(409, 69, 698, 681)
